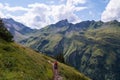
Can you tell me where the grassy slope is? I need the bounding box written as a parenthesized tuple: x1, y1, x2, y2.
(0, 39, 90, 80)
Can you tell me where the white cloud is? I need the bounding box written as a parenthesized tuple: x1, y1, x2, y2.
(101, 0, 120, 22)
(50, 4, 86, 23)
(0, 3, 5, 18)
(0, 3, 28, 12)
(67, 0, 86, 6)
(5, 6, 28, 12)
(0, 3, 28, 18)
(0, 0, 87, 29)
(49, 0, 87, 24)
(0, 12, 5, 18)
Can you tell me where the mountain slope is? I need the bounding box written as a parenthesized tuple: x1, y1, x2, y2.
(0, 19, 90, 80)
(0, 39, 90, 80)
(2, 18, 36, 42)
(20, 20, 120, 80)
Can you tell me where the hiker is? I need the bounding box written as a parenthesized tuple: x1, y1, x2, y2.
(53, 60, 58, 76)
(48, 60, 59, 80)
(48, 60, 63, 80)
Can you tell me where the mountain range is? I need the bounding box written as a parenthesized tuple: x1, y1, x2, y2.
(0, 18, 90, 80)
(3, 18, 120, 80)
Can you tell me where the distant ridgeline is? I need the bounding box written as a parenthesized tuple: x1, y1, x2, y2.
(2, 18, 36, 42)
(19, 19, 120, 80)
(0, 18, 13, 42)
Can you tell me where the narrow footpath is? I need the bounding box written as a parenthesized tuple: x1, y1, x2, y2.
(48, 60, 63, 80)
(53, 68, 63, 80)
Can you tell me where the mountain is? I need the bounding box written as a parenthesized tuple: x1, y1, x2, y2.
(20, 19, 120, 80)
(2, 18, 37, 42)
(0, 19, 90, 80)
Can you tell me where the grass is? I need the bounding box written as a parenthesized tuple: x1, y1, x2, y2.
(0, 39, 90, 80)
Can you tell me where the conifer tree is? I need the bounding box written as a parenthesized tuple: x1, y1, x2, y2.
(0, 18, 13, 42)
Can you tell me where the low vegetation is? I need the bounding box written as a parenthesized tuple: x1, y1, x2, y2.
(0, 39, 90, 80)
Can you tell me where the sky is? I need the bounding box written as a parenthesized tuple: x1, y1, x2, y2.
(0, 0, 120, 29)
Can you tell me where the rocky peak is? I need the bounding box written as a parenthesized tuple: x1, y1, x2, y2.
(54, 19, 70, 27)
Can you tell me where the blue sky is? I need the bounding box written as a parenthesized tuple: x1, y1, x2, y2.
(0, 0, 120, 29)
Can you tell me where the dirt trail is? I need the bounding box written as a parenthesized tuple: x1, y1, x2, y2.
(53, 69, 63, 80)
(48, 60, 63, 80)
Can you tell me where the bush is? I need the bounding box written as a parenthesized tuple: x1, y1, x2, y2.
(0, 19, 13, 42)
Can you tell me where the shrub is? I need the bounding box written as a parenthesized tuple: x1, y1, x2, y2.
(0, 19, 13, 42)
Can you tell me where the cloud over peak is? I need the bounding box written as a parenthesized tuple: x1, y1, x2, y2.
(0, 0, 87, 29)
(101, 0, 120, 22)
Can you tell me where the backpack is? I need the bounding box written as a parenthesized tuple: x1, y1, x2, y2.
(54, 61, 58, 69)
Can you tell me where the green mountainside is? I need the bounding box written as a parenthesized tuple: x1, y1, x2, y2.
(20, 20, 120, 80)
(0, 19, 90, 80)
(0, 39, 90, 80)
